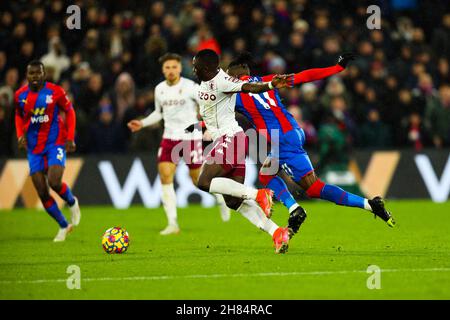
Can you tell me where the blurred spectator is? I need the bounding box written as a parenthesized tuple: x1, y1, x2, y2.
(0, 0, 448, 156)
(218, 14, 241, 52)
(401, 112, 430, 151)
(0, 68, 19, 105)
(40, 37, 70, 83)
(320, 77, 352, 113)
(0, 51, 8, 81)
(431, 13, 450, 59)
(89, 97, 126, 153)
(358, 109, 392, 149)
(77, 73, 104, 120)
(329, 95, 356, 142)
(316, 111, 351, 173)
(299, 83, 321, 126)
(188, 25, 221, 55)
(424, 84, 450, 148)
(111, 72, 135, 123)
(436, 58, 450, 87)
(81, 29, 105, 72)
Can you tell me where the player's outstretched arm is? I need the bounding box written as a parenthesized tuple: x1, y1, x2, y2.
(128, 110, 162, 133)
(291, 52, 356, 85)
(241, 74, 294, 93)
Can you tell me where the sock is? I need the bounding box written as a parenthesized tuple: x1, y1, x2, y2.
(43, 197, 68, 228)
(265, 176, 298, 213)
(57, 183, 75, 206)
(215, 194, 227, 207)
(364, 199, 372, 211)
(237, 200, 279, 236)
(209, 177, 258, 200)
(306, 179, 366, 209)
(161, 183, 178, 226)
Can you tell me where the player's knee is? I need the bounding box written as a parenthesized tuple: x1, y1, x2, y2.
(48, 179, 62, 192)
(305, 178, 325, 198)
(36, 188, 50, 201)
(197, 176, 210, 192)
(258, 171, 275, 187)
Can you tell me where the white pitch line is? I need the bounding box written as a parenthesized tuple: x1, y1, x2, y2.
(1, 268, 450, 285)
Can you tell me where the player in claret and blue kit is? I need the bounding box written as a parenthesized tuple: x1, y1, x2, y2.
(14, 60, 81, 242)
(227, 52, 396, 238)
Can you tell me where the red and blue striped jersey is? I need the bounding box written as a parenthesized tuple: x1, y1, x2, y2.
(14, 82, 73, 154)
(235, 75, 300, 140)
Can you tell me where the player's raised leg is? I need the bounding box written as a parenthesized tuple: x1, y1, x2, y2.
(47, 163, 80, 226)
(197, 161, 274, 218)
(219, 175, 289, 254)
(31, 171, 72, 241)
(158, 161, 180, 235)
(300, 171, 396, 227)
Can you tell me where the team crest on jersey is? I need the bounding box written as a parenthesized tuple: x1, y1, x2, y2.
(45, 95, 53, 104)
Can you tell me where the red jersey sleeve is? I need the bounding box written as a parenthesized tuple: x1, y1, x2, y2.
(293, 65, 344, 85)
(261, 74, 275, 82)
(56, 87, 73, 112)
(56, 87, 76, 140)
(14, 91, 25, 139)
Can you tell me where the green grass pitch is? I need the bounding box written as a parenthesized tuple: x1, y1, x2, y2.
(0, 200, 449, 299)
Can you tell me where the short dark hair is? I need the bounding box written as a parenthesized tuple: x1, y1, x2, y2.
(228, 51, 254, 69)
(158, 53, 182, 65)
(27, 60, 45, 70)
(195, 49, 219, 67)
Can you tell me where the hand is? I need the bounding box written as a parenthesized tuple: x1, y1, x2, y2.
(271, 74, 295, 89)
(65, 140, 76, 153)
(127, 119, 143, 132)
(18, 135, 27, 150)
(337, 52, 356, 68)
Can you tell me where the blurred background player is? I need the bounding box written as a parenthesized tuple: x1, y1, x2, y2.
(14, 60, 81, 242)
(128, 53, 230, 235)
(191, 49, 293, 253)
(227, 52, 396, 238)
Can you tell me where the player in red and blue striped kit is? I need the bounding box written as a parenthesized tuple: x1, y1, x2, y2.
(14, 61, 81, 242)
(227, 52, 395, 238)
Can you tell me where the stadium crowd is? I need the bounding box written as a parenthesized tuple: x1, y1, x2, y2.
(0, 0, 449, 158)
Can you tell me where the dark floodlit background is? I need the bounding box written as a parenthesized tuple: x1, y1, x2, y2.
(0, 0, 449, 205)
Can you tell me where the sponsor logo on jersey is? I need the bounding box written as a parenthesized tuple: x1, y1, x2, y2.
(31, 114, 50, 123)
(31, 107, 49, 123)
(32, 107, 46, 116)
(161, 99, 186, 106)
